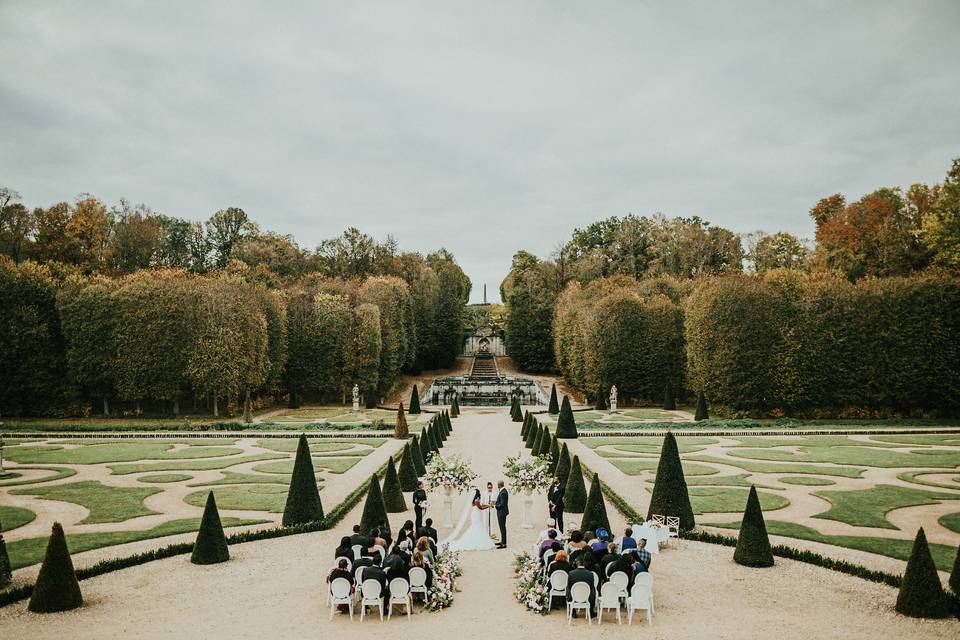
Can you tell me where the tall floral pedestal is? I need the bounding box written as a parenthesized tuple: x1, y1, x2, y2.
(522, 488, 534, 529)
(443, 486, 455, 527)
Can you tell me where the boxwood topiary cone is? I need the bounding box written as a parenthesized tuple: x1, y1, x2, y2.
(0, 523, 12, 589)
(896, 528, 952, 618)
(532, 423, 545, 454)
(527, 421, 541, 450)
(594, 388, 607, 411)
(548, 383, 559, 414)
(548, 435, 560, 473)
(411, 434, 427, 476)
(733, 486, 773, 568)
(582, 473, 611, 533)
(555, 443, 571, 486)
(521, 411, 531, 438)
(537, 427, 553, 458)
(429, 423, 441, 451)
(398, 444, 419, 491)
(664, 382, 676, 411)
(442, 410, 451, 437)
(395, 402, 409, 439)
(695, 390, 709, 421)
(564, 456, 587, 512)
(555, 395, 578, 439)
(381, 456, 408, 513)
(191, 491, 229, 565)
(28, 523, 82, 613)
(949, 544, 959, 595)
(282, 434, 324, 526)
(409, 385, 421, 414)
(647, 432, 695, 530)
(359, 473, 391, 534)
(511, 397, 523, 422)
(450, 395, 460, 418)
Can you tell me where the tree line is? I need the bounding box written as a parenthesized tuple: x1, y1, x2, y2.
(0, 193, 470, 417)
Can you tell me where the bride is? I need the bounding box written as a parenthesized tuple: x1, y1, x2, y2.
(443, 487, 497, 551)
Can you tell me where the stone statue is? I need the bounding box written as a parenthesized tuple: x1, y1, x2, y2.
(352, 384, 360, 414)
(609, 385, 618, 413)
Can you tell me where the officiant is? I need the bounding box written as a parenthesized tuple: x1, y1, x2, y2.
(481, 481, 497, 539)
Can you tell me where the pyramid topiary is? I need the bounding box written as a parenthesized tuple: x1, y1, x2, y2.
(949, 544, 959, 595)
(555, 395, 578, 439)
(695, 390, 709, 421)
(532, 423, 544, 454)
(895, 528, 952, 618)
(359, 473, 391, 534)
(594, 388, 607, 411)
(647, 432, 695, 530)
(0, 522, 11, 588)
(395, 402, 409, 439)
(733, 486, 773, 567)
(548, 383, 559, 414)
(423, 426, 436, 456)
(564, 456, 587, 512)
(442, 410, 451, 437)
(411, 435, 427, 476)
(582, 473, 611, 533)
(537, 427, 553, 458)
(521, 411, 531, 439)
(381, 456, 408, 513)
(555, 443, 571, 486)
(450, 395, 460, 418)
(409, 384, 421, 414)
(191, 491, 229, 565)
(663, 381, 676, 411)
(548, 435, 560, 473)
(398, 443, 419, 491)
(27, 523, 83, 613)
(282, 434, 324, 526)
(511, 397, 523, 422)
(431, 422, 442, 450)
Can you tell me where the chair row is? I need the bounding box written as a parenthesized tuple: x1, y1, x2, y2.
(329, 576, 421, 621)
(549, 571, 654, 626)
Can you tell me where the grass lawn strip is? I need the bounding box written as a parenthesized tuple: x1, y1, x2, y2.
(686, 454, 865, 478)
(778, 476, 836, 486)
(811, 484, 960, 529)
(5, 442, 243, 465)
(0, 466, 77, 487)
(897, 470, 960, 490)
(187, 471, 296, 487)
(183, 485, 289, 513)
(727, 445, 960, 468)
(939, 512, 960, 534)
(0, 505, 37, 532)
(11, 480, 162, 524)
(251, 457, 361, 474)
(108, 452, 286, 475)
(137, 474, 194, 483)
(681, 486, 789, 515)
(608, 458, 718, 476)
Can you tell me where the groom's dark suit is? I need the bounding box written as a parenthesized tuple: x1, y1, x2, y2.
(548, 482, 565, 531)
(495, 487, 509, 546)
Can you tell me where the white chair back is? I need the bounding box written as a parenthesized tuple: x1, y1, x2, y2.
(609, 571, 629, 592)
(361, 579, 382, 601)
(389, 577, 410, 598)
(651, 514, 665, 526)
(543, 549, 556, 565)
(600, 581, 620, 605)
(634, 572, 653, 591)
(354, 567, 365, 585)
(351, 544, 363, 559)
(570, 582, 591, 604)
(409, 567, 427, 588)
(628, 579, 654, 626)
(549, 570, 568, 591)
(330, 577, 351, 599)
(666, 516, 680, 530)
(374, 545, 386, 562)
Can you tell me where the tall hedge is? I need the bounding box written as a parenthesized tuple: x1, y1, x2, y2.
(582, 474, 611, 533)
(647, 432, 695, 530)
(695, 390, 709, 421)
(282, 435, 324, 526)
(398, 443, 419, 491)
(555, 395, 578, 439)
(548, 435, 560, 473)
(191, 491, 229, 565)
(359, 473, 391, 534)
(564, 456, 587, 512)
(531, 422, 544, 452)
(536, 427, 553, 457)
(395, 402, 409, 439)
(895, 528, 951, 618)
(0, 523, 11, 588)
(663, 381, 676, 410)
(733, 486, 773, 567)
(409, 384, 421, 414)
(555, 443, 571, 486)
(548, 383, 559, 414)
(28, 523, 82, 613)
(594, 388, 607, 411)
(381, 456, 407, 513)
(411, 434, 427, 476)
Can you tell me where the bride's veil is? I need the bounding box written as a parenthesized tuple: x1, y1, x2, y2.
(441, 487, 480, 544)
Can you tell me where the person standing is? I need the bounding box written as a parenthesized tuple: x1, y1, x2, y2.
(495, 480, 510, 548)
(413, 481, 427, 532)
(548, 476, 565, 531)
(481, 481, 497, 538)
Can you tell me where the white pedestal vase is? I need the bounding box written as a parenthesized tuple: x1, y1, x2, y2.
(522, 488, 534, 529)
(442, 485, 455, 527)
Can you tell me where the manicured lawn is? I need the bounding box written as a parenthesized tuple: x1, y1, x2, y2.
(0, 466, 78, 487)
(868, 434, 960, 446)
(252, 457, 361, 474)
(685, 455, 865, 478)
(711, 520, 958, 572)
(138, 474, 194, 483)
(109, 452, 285, 475)
(811, 484, 960, 529)
(727, 446, 960, 468)
(5, 516, 269, 570)
(0, 505, 37, 532)
(585, 436, 718, 454)
(608, 458, 718, 476)
(682, 473, 767, 488)
(256, 438, 382, 454)
(188, 471, 293, 487)
(5, 442, 243, 465)
(779, 476, 835, 486)
(621, 409, 679, 419)
(184, 485, 290, 513)
(939, 512, 960, 534)
(12, 480, 162, 524)
(685, 486, 789, 515)
(897, 470, 960, 490)
(723, 435, 901, 449)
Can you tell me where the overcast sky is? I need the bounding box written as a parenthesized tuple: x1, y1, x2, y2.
(2, 2, 958, 303)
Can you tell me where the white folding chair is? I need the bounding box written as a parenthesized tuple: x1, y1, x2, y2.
(567, 582, 592, 625)
(408, 567, 428, 602)
(592, 572, 599, 590)
(542, 550, 555, 578)
(627, 578, 653, 626)
(651, 514, 665, 526)
(353, 567, 366, 603)
(387, 578, 411, 620)
(598, 582, 622, 625)
(666, 516, 681, 549)
(549, 570, 568, 608)
(374, 545, 386, 564)
(351, 544, 363, 560)
(328, 578, 353, 620)
(635, 572, 654, 613)
(359, 579, 383, 621)
(608, 571, 629, 602)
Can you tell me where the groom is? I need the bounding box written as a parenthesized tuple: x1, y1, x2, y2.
(495, 480, 509, 549)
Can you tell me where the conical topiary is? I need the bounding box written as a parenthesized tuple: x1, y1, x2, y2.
(430, 423, 441, 451)
(27, 523, 82, 613)
(895, 528, 952, 618)
(582, 474, 611, 533)
(191, 491, 229, 564)
(450, 395, 460, 418)
(548, 383, 559, 414)
(526, 420, 540, 449)
(395, 402, 409, 439)
(359, 473, 391, 534)
(398, 443, 419, 491)
(555, 443, 571, 486)
(594, 388, 607, 411)
(521, 411, 531, 438)
(532, 423, 544, 454)
(548, 435, 560, 473)
(442, 410, 451, 437)
(537, 427, 553, 458)
(511, 397, 523, 422)
(695, 390, 709, 421)
(733, 486, 773, 567)
(409, 384, 421, 414)
(422, 427, 435, 457)
(949, 544, 959, 595)
(282, 434, 324, 526)
(647, 432, 695, 530)
(411, 434, 427, 476)
(555, 395, 578, 439)
(564, 456, 587, 512)
(381, 456, 408, 513)
(663, 381, 676, 410)
(0, 522, 12, 588)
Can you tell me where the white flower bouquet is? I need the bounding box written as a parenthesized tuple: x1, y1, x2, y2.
(423, 454, 477, 494)
(512, 551, 550, 615)
(426, 544, 462, 611)
(503, 455, 552, 493)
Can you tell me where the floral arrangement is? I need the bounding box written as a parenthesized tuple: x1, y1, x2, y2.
(423, 454, 477, 493)
(426, 543, 463, 611)
(513, 551, 550, 615)
(503, 455, 552, 493)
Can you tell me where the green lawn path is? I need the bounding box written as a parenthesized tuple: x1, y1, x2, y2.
(1, 505, 37, 532)
(811, 484, 960, 529)
(138, 474, 194, 483)
(184, 485, 291, 513)
(109, 452, 285, 475)
(685, 455, 865, 478)
(5, 442, 243, 465)
(11, 480, 162, 524)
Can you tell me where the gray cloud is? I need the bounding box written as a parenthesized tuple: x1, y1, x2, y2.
(2, 1, 958, 302)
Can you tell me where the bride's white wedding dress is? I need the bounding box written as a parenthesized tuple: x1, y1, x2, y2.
(444, 503, 496, 552)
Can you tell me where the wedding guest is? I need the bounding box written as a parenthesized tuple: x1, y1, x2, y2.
(620, 527, 637, 552)
(335, 536, 353, 561)
(378, 526, 393, 550)
(413, 481, 428, 532)
(536, 523, 557, 544)
(590, 528, 609, 553)
(411, 551, 433, 590)
(383, 548, 408, 583)
(416, 536, 435, 565)
(567, 531, 588, 564)
(327, 558, 354, 586)
(349, 524, 367, 548)
(421, 518, 438, 543)
(547, 550, 571, 578)
(606, 552, 636, 587)
(539, 529, 559, 558)
(633, 538, 652, 573)
(599, 542, 620, 576)
(566, 556, 597, 616)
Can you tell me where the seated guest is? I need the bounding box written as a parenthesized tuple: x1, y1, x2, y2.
(378, 526, 393, 550)
(349, 524, 367, 548)
(368, 529, 386, 549)
(352, 551, 376, 572)
(567, 531, 588, 564)
(632, 538, 652, 573)
(606, 552, 636, 588)
(566, 556, 597, 616)
(584, 530, 597, 546)
(590, 528, 610, 553)
(334, 536, 353, 561)
(620, 527, 637, 551)
(383, 548, 408, 583)
(416, 536, 435, 565)
(547, 550, 571, 578)
(395, 539, 413, 565)
(599, 542, 620, 577)
(410, 550, 434, 590)
(327, 557, 354, 586)
(539, 529, 559, 558)
(360, 561, 387, 590)
(361, 536, 381, 560)
(537, 523, 558, 543)
(420, 518, 438, 543)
